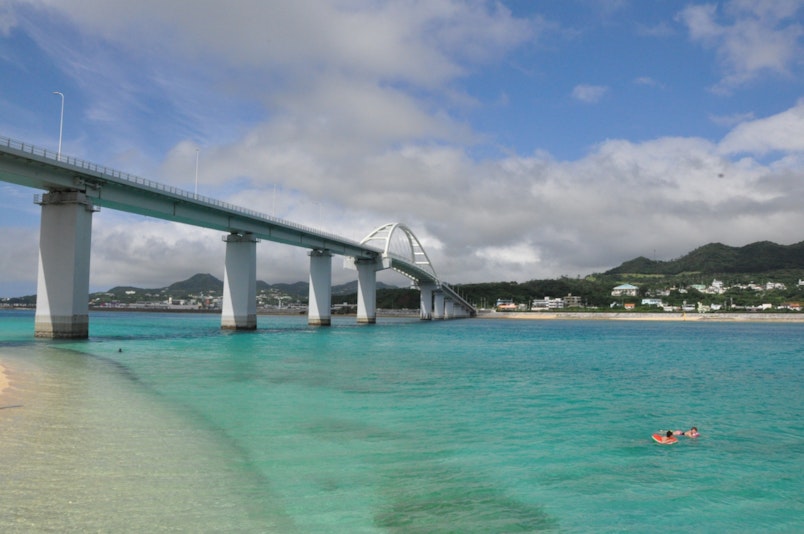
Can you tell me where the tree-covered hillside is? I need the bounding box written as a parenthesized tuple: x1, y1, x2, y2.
(5, 241, 802, 311)
(606, 241, 804, 275)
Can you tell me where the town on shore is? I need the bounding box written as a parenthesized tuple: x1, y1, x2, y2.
(2, 276, 802, 319)
(3, 241, 803, 317)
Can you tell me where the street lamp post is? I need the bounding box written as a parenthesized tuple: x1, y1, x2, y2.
(52, 91, 64, 161)
(194, 148, 199, 195)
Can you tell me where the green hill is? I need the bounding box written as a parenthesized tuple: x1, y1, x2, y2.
(104, 274, 395, 300)
(606, 241, 804, 275)
(166, 273, 223, 293)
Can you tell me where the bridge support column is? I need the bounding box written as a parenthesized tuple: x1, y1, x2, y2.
(433, 290, 445, 320)
(221, 233, 258, 330)
(355, 258, 379, 324)
(308, 249, 332, 326)
(34, 191, 96, 338)
(419, 282, 434, 320)
(444, 298, 454, 320)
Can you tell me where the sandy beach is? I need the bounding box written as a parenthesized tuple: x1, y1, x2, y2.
(480, 311, 804, 322)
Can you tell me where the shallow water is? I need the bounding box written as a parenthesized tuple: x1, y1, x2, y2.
(1, 310, 802, 532)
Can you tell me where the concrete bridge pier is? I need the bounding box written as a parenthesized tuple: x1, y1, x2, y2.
(355, 258, 381, 324)
(444, 298, 455, 319)
(221, 233, 258, 330)
(308, 249, 332, 326)
(34, 191, 96, 338)
(433, 289, 445, 320)
(419, 282, 434, 320)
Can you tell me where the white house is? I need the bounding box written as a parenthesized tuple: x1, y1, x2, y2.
(532, 296, 564, 310)
(611, 284, 638, 297)
(641, 298, 663, 307)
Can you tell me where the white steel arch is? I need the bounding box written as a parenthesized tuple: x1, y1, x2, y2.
(360, 223, 438, 282)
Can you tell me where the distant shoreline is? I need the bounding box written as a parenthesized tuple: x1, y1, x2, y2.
(480, 311, 804, 323)
(2, 307, 802, 323)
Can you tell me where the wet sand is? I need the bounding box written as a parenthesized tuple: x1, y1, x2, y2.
(0, 349, 283, 531)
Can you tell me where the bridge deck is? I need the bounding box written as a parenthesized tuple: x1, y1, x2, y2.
(0, 136, 377, 259)
(0, 135, 476, 316)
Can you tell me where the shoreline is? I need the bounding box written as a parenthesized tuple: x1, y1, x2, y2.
(3, 307, 803, 323)
(480, 311, 804, 323)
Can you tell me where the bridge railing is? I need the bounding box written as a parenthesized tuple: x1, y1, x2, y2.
(385, 251, 438, 281)
(0, 134, 370, 251)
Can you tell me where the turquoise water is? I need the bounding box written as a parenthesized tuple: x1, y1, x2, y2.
(1, 310, 802, 532)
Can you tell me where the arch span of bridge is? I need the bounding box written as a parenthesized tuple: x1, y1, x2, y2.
(0, 135, 476, 338)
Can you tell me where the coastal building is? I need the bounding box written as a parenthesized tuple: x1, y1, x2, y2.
(531, 294, 582, 310)
(495, 299, 517, 311)
(531, 296, 564, 310)
(707, 279, 726, 294)
(611, 283, 638, 297)
(641, 298, 663, 307)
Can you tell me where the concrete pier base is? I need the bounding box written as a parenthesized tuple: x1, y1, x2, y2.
(221, 233, 258, 330)
(444, 298, 454, 319)
(433, 290, 445, 320)
(355, 258, 379, 324)
(308, 249, 332, 326)
(34, 191, 95, 339)
(419, 282, 434, 320)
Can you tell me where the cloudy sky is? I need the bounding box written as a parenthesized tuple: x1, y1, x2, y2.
(1, 0, 803, 296)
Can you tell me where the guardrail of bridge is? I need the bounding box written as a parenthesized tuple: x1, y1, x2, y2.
(1, 134, 372, 251)
(442, 283, 474, 307)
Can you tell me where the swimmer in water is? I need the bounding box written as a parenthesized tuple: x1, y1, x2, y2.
(673, 426, 699, 438)
(657, 430, 676, 444)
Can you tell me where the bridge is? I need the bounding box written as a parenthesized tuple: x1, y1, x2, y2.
(0, 135, 475, 338)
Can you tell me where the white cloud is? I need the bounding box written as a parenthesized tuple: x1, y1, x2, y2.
(475, 243, 541, 267)
(23, 0, 532, 89)
(719, 100, 804, 155)
(709, 111, 756, 127)
(678, 0, 804, 92)
(571, 84, 608, 103)
(5, 101, 804, 294)
(98, 100, 804, 285)
(3, 1, 804, 297)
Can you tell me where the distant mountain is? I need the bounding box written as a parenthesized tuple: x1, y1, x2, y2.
(331, 279, 399, 296)
(167, 273, 223, 293)
(606, 241, 804, 275)
(104, 274, 396, 298)
(258, 281, 309, 297)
